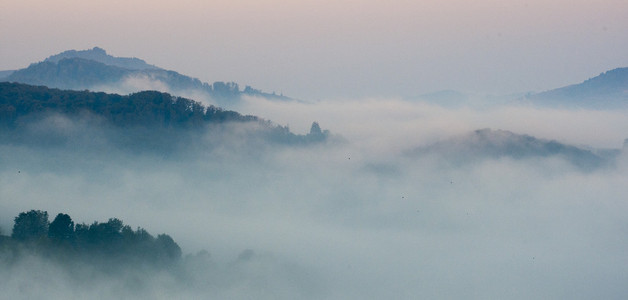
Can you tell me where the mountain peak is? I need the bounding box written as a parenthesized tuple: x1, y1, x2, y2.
(4, 48, 293, 107)
(90, 46, 107, 54)
(44, 47, 159, 71)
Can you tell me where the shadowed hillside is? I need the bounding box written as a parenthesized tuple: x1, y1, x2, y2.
(0, 82, 329, 152)
(1, 47, 291, 106)
(526, 68, 628, 109)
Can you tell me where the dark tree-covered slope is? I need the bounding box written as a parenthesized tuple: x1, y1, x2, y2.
(0, 82, 257, 128)
(0, 82, 328, 150)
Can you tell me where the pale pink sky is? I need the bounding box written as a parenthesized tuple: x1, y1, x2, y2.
(1, 0, 626, 99)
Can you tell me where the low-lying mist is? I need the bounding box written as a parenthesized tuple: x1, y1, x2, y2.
(1, 96, 628, 299)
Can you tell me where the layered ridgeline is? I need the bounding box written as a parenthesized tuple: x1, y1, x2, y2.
(525, 67, 628, 109)
(406, 68, 628, 109)
(0, 82, 328, 153)
(0, 47, 289, 107)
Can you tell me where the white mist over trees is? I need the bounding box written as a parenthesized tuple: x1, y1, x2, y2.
(1, 44, 628, 298)
(1, 84, 628, 298)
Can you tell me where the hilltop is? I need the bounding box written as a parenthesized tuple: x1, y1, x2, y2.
(0, 47, 290, 108)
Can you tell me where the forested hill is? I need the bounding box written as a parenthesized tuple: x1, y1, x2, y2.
(0, 82, 257, 128)
(0, 82, 328, 149)
(0, 47, 291, 105)
(44, 46, 160, 70)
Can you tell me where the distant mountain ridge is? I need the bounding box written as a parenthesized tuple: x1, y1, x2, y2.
(0, 47, 290, 107)
(527, 67, 628, 108)
(45, 47, 160, 70)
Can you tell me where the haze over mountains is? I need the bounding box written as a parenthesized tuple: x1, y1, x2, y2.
(525, 67, 628, 109)
(1, 47, 626, 166)
(409, 128, 616, 171)
(1, 48, 626, 165)
(44, 47, 160, 70)
(2, 47, 628, 299)
(410, 67, 628, 109)
(3, 47, 627, 110)
(0, 47, 289, 109)
(0, 82, 329, 155)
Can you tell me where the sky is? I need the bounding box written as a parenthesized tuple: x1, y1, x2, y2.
(1, 0, 627, 100)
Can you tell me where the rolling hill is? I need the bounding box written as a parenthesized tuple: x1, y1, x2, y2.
(0, 82, 328, 153)
(0, 47, 290, 108)
(526, 67, 628, 109)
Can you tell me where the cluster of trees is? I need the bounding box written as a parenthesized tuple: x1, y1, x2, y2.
(2, 210, 181, 267)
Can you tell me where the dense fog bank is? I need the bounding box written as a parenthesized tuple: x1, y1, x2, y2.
(1, 95, 627, 299)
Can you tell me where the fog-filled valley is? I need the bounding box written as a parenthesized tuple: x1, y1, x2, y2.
(2, 78, 628, 298)
(3, 0, 628, 296)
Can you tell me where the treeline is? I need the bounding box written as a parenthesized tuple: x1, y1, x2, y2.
(0, 82, 257, 129)
(0, 82, 328, 148)
(0, 210, 181, 268)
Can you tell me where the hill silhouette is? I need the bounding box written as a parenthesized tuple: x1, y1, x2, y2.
(0, 82, 328, 152)
(526, 67, 628, 108)
(1, 47, 290, 106)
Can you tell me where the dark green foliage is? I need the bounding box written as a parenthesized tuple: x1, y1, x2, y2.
(0, 82, 329, 149)
(83, 218, 124, 248)
(156, 234, 182, 261)
(0, 82, 258, 129)
(72, 218, 182, 264)
(11, 210, 49, 241)
(48, 213, 75, 241)
(6, 210, 182, 268)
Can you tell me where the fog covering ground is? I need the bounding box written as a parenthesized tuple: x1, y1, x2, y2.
(1, 95, 628, 299)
